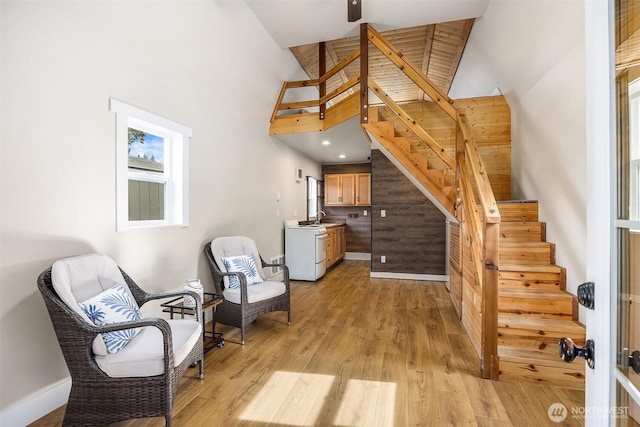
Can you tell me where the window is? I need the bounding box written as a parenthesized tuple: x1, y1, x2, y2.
(307, 176, 321, 221)
(628, 79, 640, 223)
(110, 99, 191, 231)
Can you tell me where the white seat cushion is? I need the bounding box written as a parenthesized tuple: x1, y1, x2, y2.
(95, 319, 201, 378)
(222, 281, 286, 304)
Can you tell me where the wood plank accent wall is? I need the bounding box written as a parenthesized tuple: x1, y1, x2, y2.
(449, 222, 462, 318)
(322, 163, 372, 253)
(377, 95, 512, 200)
(370, 149, 446, 275)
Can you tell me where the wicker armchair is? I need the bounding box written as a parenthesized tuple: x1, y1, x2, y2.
(37, 253, 203, 427)
(204, 236, 291, 344)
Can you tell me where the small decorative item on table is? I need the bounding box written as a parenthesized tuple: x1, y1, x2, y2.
(161, 292, 224, 353)
(183, 279, 203, 308)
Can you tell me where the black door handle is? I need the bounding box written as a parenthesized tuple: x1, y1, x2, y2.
(559, 337, 595, 369)
(577, 282, 595, 309)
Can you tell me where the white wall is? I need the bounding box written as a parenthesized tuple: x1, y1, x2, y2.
(452, 0, 588, 303)
(0, 1, 320, 423)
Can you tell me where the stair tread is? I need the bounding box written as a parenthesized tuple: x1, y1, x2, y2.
(500, 242, 553, 247)
(500, 264, 563, 273)
(498, 313, 585, 333)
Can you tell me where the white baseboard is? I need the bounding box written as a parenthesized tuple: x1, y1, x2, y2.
(1, 377, 70, 427)
(344, 252, 371, 260)
(370, 271, 449, 282)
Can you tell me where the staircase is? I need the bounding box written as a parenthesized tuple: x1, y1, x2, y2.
(362, 106, 457, 216)
(269, 22, 586, 390)
(497, 201, 586, 389)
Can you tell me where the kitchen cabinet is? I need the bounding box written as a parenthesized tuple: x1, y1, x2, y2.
(324, 173, 370, 206)
(326, 225, 346, 268)
(355, 173, 371, 205)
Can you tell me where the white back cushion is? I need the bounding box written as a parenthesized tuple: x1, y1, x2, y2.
(51, 253, 134, 356)
(210, 236, 267, 288)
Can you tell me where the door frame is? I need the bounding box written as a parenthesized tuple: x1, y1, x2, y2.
(585, 0, 615, 424)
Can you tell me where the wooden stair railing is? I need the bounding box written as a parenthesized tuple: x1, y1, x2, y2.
(269, 48, 362, 135)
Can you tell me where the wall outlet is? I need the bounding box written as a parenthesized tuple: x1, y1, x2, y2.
(363, 210, 368, 216)
(381, 255, 386, 263)
(293, 209, 297, 217)
(381, 209, 386, 218)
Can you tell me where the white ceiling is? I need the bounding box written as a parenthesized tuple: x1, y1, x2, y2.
(246, 0, 492, 164)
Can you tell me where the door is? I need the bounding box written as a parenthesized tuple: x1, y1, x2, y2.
(325, 175, 342, 205)
(584, 1, 640, 425)
(355, 173, 371, 206)
(340, 174, 356, 205)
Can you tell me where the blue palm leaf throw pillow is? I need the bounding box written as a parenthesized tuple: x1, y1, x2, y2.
(221, 253, 263, 289)
(79, 283, 142, 354)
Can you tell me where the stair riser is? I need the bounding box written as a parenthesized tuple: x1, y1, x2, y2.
(499, 222, 546, 242)
(497, 202, 539, 222)
(498, 332, 585, 354)
(498, 296, 576, 319)
(499, 271, 564, 291)
(499, 245, 555, 265)
(499, 361, 584, 389)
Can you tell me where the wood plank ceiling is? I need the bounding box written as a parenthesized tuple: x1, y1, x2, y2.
(290, 19, 474, 106)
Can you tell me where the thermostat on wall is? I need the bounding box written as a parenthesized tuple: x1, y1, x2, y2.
(295, 168, 303, 182)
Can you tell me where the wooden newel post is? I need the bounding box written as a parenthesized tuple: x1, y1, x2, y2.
(360, 23, 369, 125)
(319, 41, 326, 120)
(481, 222, 500, 380)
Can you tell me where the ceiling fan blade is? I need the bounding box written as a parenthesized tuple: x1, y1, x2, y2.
(348, 0, 361, 22)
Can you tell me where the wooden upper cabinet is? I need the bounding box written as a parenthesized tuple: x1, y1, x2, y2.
(324, 173, 370, 206)
(355, 173, 371, 206)
(325, 174, 355, 206)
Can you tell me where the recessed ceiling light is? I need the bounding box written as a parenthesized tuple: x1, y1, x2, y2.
(339, 154, 346, 159)
(321, 140, 331, 146)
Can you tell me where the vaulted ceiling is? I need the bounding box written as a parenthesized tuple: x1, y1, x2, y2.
(245, 0, 491, 164)
(290, 19, 474, 105)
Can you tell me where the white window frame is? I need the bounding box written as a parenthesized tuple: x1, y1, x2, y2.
(110, 99, 191, 231)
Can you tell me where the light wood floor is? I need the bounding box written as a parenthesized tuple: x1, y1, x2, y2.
(31, 260, 585, 427)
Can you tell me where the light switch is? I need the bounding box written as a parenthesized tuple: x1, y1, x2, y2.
(364, 210, 368, 216)
(381, 255, 386, 263)
(381, 209, 386, 218)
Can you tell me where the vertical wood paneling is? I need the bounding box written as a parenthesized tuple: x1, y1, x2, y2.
(449, 222, 462, 318)
(370, 149, 446, 275)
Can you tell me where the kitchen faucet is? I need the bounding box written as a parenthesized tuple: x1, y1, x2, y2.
(316, 210, 326, 224)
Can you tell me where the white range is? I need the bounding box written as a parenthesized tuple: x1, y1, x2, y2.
(284, 221, 327, 281)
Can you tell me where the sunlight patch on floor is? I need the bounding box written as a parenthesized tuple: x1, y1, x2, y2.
(334, 379, 396, 427)
(239, 371, 335, 426)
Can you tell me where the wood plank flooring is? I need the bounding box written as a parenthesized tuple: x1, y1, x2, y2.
(30, 260, 585, 427)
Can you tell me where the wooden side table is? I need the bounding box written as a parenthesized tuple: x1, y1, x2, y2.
(161, 292, 224, 353)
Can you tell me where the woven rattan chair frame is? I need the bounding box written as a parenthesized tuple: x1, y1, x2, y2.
(37, 265, 204, 427)
(204, 242, 291, 344)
